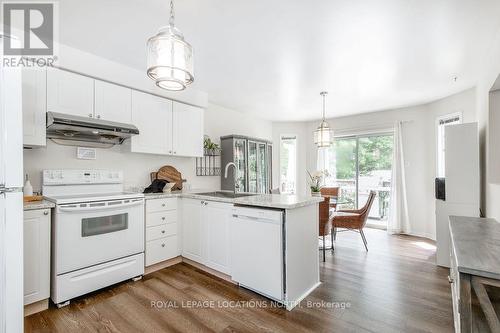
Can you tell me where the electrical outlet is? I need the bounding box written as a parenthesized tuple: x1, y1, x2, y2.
(77, 147, 96, 160)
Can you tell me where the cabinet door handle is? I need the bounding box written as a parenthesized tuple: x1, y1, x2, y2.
(447, 275, 454, 284)
(43, 211, 49, 215)
(162, 203, 166, 207)
(169, 150, 172, 154)
(174, 151, 177, 154)
(161, 217, 166, 220)
(161, 243, 165, 247)
(88, 113, 93, 118)
(97, 115, 101, 119)
(161, 230, 165, 234)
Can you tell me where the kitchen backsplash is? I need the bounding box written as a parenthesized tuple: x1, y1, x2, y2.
(23, 141, 220, 194)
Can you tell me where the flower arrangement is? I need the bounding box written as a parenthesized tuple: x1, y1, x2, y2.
(307, 170, 329, 195)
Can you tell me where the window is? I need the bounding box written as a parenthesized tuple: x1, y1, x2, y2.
(280, 135, 297, 194)
(321, 133, 394, 227)
(436, 113, 462, 178)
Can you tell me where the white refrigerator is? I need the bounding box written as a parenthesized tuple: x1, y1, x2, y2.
(435, 123, 480, 267)
(0, 34, 24, 333)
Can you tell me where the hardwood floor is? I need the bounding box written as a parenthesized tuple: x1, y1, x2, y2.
(25, 228, 453, 332)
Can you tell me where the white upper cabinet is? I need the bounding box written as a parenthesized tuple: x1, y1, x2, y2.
(131, 90, 173, 155)
(172, 102, 204, 157)
(47, 68, 94, 118)
(22, 68, 46, 147)
(94, 80, 132, 124)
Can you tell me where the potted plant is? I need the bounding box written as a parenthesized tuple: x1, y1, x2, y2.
(203, 137, 221, 155)
(307, 170, 329, 196)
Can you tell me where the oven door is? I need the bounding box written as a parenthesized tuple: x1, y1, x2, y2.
(53, 198, 144, 275)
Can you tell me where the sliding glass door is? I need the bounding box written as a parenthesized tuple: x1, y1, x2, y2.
(328, 133, 393, 226)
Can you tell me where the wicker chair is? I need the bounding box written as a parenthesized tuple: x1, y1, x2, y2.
(331, 191, 376, 252)
(320, 187, 340, 210)
(319, 196, 333, 262)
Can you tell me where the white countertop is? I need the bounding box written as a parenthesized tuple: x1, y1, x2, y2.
(24, 200, 55, 211)
(144, 190, 324, 209)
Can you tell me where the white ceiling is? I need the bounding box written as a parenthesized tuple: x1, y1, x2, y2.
(58, 0, 500, 121)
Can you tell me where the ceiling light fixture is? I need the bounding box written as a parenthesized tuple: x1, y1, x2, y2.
(314, 91, 333, 148)
(146, 0, 194, 91)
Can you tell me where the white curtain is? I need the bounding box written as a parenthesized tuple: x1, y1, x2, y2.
(387, 121, 411, 234)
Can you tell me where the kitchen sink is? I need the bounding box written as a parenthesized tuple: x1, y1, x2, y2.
(194, 191, 257, 199)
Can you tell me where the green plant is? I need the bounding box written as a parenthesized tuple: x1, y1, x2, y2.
(203, 137, 220, 151)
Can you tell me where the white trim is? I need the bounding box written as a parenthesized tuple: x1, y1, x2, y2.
(333, 125, 395, 138)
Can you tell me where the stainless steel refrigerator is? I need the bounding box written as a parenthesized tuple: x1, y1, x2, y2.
(0, 34, 24, 333)
(220, 135, 272, 194)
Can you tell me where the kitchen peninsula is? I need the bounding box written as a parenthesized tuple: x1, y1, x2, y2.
(144, 190, 323, 310)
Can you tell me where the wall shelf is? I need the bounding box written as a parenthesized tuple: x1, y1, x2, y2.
(196, 149, 221, 176)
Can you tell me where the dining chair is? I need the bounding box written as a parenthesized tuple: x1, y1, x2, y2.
(320, 187, 340, 210)
(318, 196, 333, 262)
(331, 191, 376, 251)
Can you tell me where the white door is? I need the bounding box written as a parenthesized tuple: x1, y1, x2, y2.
(24, 209, 50, 305)
(204, 201, 231, 274)
(131, 91, 173, 155)
(47, 68, 94, 118)
(1, 192, 24, 333)
(22, 68, 47, 147)
(94, 80, 132, 123)
(172, 102, 204, 157)
(181, 199, 203, 262)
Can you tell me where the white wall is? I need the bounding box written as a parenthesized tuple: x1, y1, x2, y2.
(23, 44, 273, 193)
(273, 88, 476, 239)
(476, 19, 500, 220)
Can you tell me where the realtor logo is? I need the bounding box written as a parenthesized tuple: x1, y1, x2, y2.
(2, 2, 55, 56)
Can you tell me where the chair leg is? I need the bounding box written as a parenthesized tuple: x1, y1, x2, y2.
(333, 227, 337, 241)
(330, 230, 334, 252)
(322, 236, 326, 262)
(360, 229, 368, 252)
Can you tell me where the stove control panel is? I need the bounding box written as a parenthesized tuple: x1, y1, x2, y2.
(43, 169, 123, 185)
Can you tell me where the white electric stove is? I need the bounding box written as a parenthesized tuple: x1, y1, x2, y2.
(43, 169, 145, 307)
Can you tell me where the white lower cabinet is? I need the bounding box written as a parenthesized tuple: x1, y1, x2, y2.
(24, 209, 51, 305)
(182, 198, 232, 275)
(145, 198, 179, 266)
(204, 201, 231, 275)
(181, 198, 203, 262)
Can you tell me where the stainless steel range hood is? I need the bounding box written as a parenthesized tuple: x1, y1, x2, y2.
(46, 112, 139, 146)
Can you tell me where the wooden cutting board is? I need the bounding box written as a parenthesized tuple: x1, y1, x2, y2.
(156, 165, 183, 190)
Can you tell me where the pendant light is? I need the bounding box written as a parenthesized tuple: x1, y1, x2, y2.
(314, 91, 333, 147)
(146, 0, 194, 91)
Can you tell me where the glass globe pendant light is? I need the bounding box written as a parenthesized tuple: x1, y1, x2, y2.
(146, 0, 194, 91)
(314, 91, 333, 147)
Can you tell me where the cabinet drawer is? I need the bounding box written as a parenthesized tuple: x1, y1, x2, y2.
(146, 211, 177, 227)
(146, 236, 178, 266)
(146, 223, 177, 241)
(146, 198, 177, 213)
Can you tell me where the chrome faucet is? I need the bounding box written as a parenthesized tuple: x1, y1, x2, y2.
(224, 162, 238, 194)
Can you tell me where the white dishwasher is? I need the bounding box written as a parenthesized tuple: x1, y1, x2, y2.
(231, 206, 284, 301)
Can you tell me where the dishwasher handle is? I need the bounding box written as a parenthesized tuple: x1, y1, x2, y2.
(232, 214, 281, 224)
